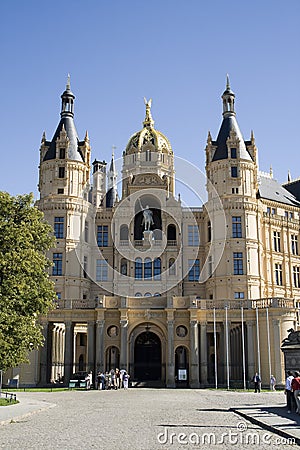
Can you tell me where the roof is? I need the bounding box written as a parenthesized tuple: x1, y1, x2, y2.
(43, 117, 84, 162)
(212, 115, 252, 162)
(258, 175, 300, 207)
(283, 179, 300, 202)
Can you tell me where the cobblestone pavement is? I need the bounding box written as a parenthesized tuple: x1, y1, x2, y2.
(0, 389, 299, 449)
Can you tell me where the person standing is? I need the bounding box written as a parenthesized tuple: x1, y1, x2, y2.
(291, 371, 300, 414)
(123, 371, 130, 389)
(285, 371, 294, 413)
(270, 374, 276, 391)
(253, 372, 261, 393)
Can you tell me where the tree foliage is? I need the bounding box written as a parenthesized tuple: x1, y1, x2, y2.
(0, 192, 56, 371)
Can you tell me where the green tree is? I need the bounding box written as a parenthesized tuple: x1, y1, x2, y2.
(0, 192, 56, 371)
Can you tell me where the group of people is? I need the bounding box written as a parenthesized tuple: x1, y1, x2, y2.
(96, 368, 130, 390)
(252, 373, 276, 393)
(285, 370, 300, 414)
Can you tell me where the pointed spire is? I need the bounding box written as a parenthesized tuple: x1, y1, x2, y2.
(143, 97, 154, 128)
(207, 131, 212, 144)
(222, 75, 235, 116)
(66, 73, 71, 91)
(270, 165, 273, 178)
(226, 74, 230, 90)
(288, 170, 291, 182)
(84, 130, 89, 141)
(41, 131, 46, 143)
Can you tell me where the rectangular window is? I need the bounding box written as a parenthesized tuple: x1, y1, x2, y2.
(232, 216, 242, 238)
(273, 231, 281, 252)
(59, 148, 65, 159)
(293, 266, 300, 288)
(96, 259, 108, 281)
(275, 263, 283, 285)
(54, 217, 64, 239)
(188, 259, 200, 281)
(58, 167, 65, 178)
(83, 256, 88, 278)
(57, 188, 64, 194)
(144, 259, 152, 279)
(188, 225, 199, 246)
(267, 207, 271, 215)
(231, 166, 238, 178)
(230, 148, 237, 158)
(85, 221, 89, 243)
(291, 235, 298, 255)
(135, 259, 143, 279)
(208, 221, 211, 242)
(53, 253, 63, 276)
(234, 292, 245, 299)
(272, 208, 276, 215)
(97, 225, 108, 247)
(233, 252, 243, 275)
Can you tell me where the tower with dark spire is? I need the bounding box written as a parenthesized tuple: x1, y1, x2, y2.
(38, 76, 90, 199)
(106, 148, 118, 208)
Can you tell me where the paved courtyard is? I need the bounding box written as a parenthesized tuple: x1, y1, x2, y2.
(0, 389, 299, 449)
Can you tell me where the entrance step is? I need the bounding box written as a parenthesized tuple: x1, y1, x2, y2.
(131, 380, 165, 388)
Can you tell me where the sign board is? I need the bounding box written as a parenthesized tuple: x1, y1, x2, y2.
(178, 369, 187, 381)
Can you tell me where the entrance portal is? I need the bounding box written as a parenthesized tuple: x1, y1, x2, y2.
(134, 331, 161, 381)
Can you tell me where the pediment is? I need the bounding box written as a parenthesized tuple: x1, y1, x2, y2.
(132, 173, 166, 187)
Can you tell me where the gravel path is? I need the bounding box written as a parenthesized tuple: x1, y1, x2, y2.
(0, 389, 297, 449)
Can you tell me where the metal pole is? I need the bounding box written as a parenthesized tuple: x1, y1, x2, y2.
(0, 370, 2, 397)
(213, 307, 218, 389)
(256, 306, 261, 383)
(266, 307, 272, 389)
(225, 305, 230, 390)
(241, 306, 246, 390)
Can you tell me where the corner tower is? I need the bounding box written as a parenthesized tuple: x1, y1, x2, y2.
(38, 76, 91, 200)
(204, 77, 261, 301)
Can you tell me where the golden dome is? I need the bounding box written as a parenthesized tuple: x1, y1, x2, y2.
(125, 98, 173, 155)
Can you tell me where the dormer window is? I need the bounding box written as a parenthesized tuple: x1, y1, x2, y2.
(59, 148, 65, 159)
(230, 148, 237, 158)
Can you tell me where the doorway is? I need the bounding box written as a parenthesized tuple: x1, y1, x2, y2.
(134, 331, 162, 380)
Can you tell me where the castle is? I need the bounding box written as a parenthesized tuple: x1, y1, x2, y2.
(6, 76, 300, 387)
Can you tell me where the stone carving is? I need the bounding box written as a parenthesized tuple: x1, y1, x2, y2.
(282, 328, 300, 346)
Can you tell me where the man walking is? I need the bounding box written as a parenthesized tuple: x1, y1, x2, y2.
(253, 372, 261, 393)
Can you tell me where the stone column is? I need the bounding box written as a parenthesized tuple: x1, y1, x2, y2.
(87, 321, 95, 374)
(273, 319, 283, 384)
(64, 321, 73, 384)
(95, 319, 105, 373)
(190, 320, 200, 388)
(120, 319, 128, 370)
(247, 321, 255, 382)
(39, 322, 49, 386)
(166, 320, 175, 388)
(199, 321, 208, 386)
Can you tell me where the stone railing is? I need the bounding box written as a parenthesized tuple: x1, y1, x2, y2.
(53, 296, 298, 311)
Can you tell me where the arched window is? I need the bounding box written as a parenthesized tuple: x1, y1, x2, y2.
(169, 258, 176, 275)
(154, 258, 161, 280)
(144, 292, 151, 297)
(144, 258, 152, 279)
(135, 258, 142, 279)
(135, 292, 142, 297)
(167, 224, 176, 241)
(120, 224, 129, 241)
(120, 258, 127, 276)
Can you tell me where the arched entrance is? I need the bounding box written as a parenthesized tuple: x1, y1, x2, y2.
(134, 331, 162, 381)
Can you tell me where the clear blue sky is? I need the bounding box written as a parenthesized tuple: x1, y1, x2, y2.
(1, 0, 299, 204)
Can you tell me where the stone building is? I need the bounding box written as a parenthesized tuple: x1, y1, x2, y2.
(6, 77, 300, 388)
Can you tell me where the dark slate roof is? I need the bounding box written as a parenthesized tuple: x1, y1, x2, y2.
(212, 116, 252, 162)
(258, 176, 300, 206)
(283, 179, 300, 202)
(43, 116, 84, 162)
(105, 187, 117, 208)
